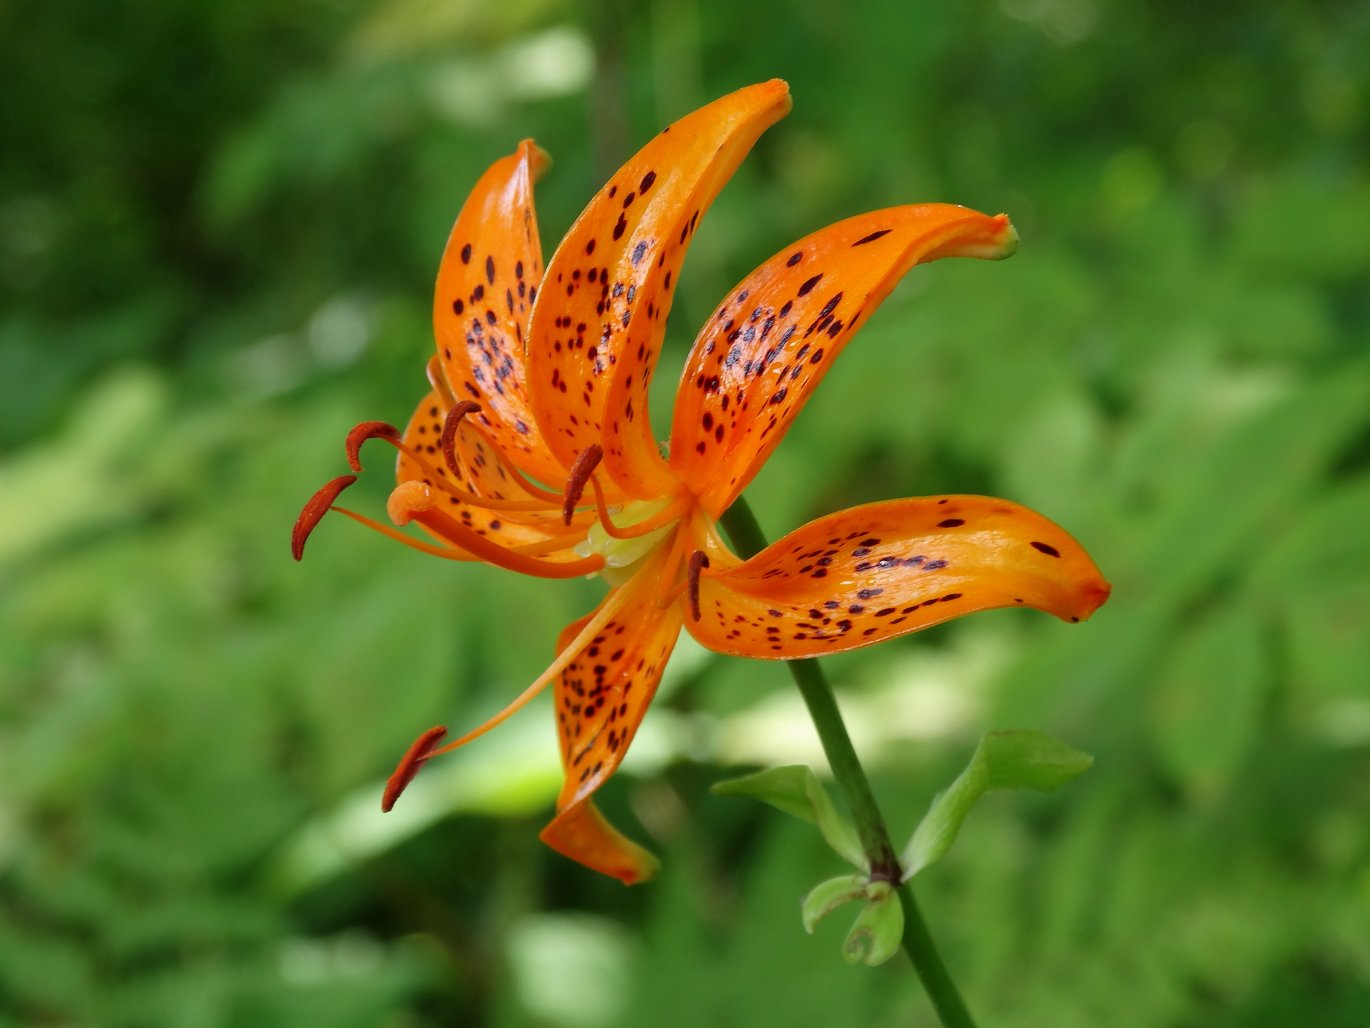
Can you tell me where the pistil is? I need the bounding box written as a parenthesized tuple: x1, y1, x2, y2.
(387, 480, 605, 579)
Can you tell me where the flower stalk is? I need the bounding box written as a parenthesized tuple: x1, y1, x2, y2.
(719, 495, 977, 1028)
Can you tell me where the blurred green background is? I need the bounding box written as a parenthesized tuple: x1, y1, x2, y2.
(3, 0, 1368, 1024)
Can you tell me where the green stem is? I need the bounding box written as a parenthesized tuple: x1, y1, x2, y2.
(718, 496, 978, 1028)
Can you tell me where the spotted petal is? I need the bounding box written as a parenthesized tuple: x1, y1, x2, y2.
(669, 205, 1018, 517)
(433, 141, 567, 489)
(688, 496, 1110, 659)
(540, 548, 685, 881)
(527, 80, 792, 501)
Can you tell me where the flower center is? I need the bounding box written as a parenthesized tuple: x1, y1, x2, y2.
(577, 498, 680, 587)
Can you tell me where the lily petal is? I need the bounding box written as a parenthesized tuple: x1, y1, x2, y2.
(433, 141, 568, 489)
(527, 79, 793, 500)
(552, 568, 684, 808)
(540, 798, 661, 885)
(687, 496, 1109, 659)
(669, 205, 1018, 517)
(541, 546, 685, 877)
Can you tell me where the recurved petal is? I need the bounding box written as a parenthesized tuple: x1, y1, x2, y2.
(687, 496, 1109, 659)
(668, 205, 1018, 517)
(433, 141, 568, 488)
(551, 569, 684, 811)
(541, 549, 684, 878)
(540, 799, 661, 885)
(527, 80, 793, 500)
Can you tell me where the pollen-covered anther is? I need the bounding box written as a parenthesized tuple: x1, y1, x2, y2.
(345, 420, 402, 472)
(291, 474, 359, 561)
(381, 725, 449, 812)
(440, 400, 483, 478)
(562, 443, 604, 525)
(687, 549, 711, 621)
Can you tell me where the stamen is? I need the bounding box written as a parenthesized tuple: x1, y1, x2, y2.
(687, 550, 710, 622)
(292, 475, 358, 560)
(422, 566, 649, 760)
(649, 526, 692, 610)
(345, 421, 401, 472)
(589, 477, 691, 540)
(389, 480, 605, 579)
(442, 403, 567, 505)
(425, 355, 459, 408)
(381, 725, 448, 812)
(439, 401, 483, 480)
(563, 444, 603, 525)
(331, 507, 478, 561)
(690, 509, 735, 561)
(509, 530, 605, 557)
(341, 414, 555, 516)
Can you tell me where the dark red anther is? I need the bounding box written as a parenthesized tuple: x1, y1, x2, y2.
(440, 401, 482, 479)
(562, 444, 603, 525)
(687, 550, 711, 622)
(345, 421, 401, 472)
(291, 475, 358, 561)
(381, 725, 449, 812)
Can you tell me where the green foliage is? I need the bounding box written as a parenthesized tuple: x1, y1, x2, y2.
(712, 764, 865, 868)
(902, 731, 1092, 879)
(3, 0, 1369, 1024)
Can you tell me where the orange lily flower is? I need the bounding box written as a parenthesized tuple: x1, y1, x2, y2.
(293, 80, 1110, 884)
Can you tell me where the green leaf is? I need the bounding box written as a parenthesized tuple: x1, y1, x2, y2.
(900, 730, 1093, 879)
(979, 729, 1095, 793)
(800, 874, 869, 934)
(841, 884, 903, 967)
(712, 765, 866, 868)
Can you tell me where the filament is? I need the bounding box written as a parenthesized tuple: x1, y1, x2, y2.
(423, 565, 650, 759)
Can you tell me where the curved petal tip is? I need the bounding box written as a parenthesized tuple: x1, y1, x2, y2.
(987, 213, 1019, 259)
(516, 138, 552, 181)
(1070, 576, 1112, 624)
(540, 801, 661, 885)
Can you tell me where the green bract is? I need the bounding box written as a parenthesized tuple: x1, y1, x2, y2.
(712, 764, 865, 869)
(901, 730, 1093, 880)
